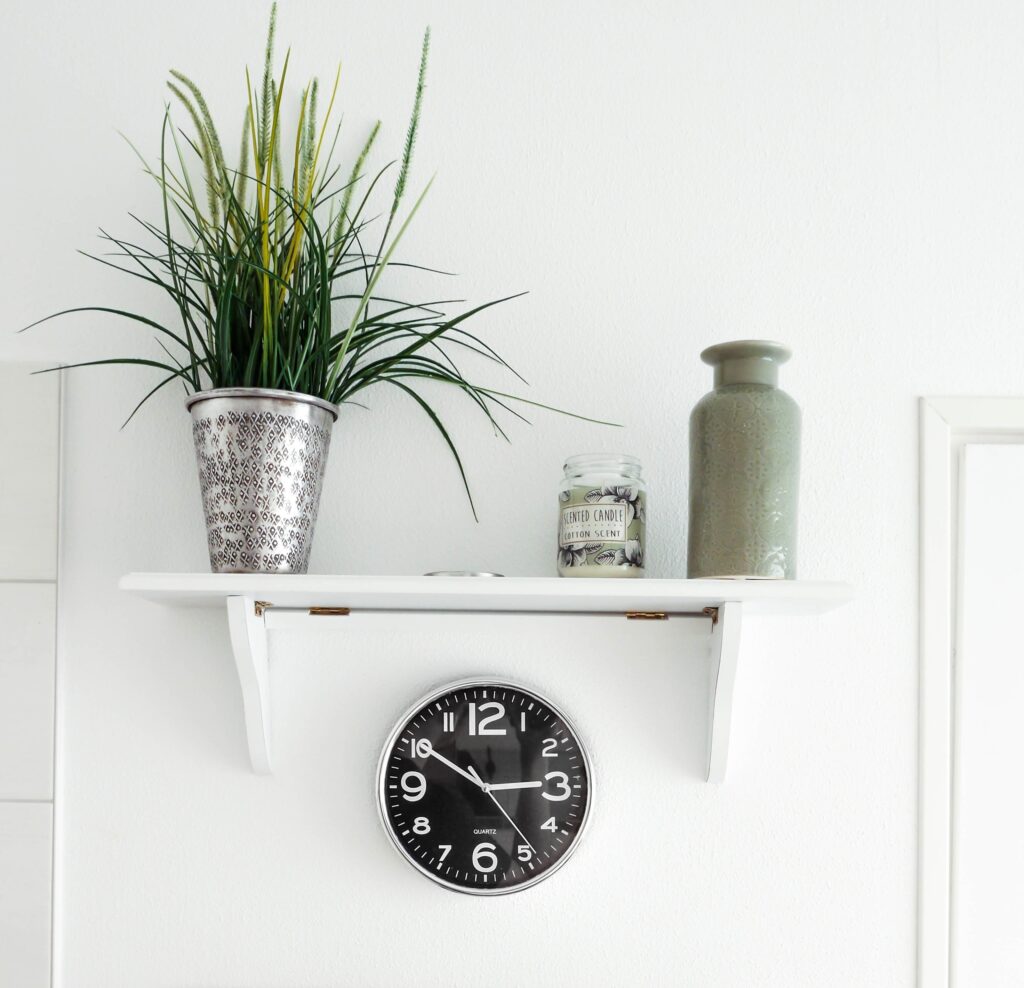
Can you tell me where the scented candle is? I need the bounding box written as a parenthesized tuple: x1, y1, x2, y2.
(557, 454, 647, 578)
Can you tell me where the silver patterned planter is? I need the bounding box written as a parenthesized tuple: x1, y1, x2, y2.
(687, 341, 801, 579)
(186, 388, 338, 574)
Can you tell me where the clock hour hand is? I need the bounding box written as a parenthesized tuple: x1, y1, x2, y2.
(417, 741, 486, 791)
(486, 781, 543, 791)
(468, 767, 537, 854)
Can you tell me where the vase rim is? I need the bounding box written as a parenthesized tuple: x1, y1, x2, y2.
(700, 340, 792, 367)
(185, 387, 339, 420)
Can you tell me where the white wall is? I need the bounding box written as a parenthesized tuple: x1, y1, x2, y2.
(5, 0, 1024, 984)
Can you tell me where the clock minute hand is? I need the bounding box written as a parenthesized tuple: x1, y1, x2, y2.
(486, 781, 543, 791)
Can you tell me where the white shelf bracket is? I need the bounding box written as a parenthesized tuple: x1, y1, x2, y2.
(226, 595, 272, 774)
(706, 600, 743, 783)
(118, 575, 851, 778)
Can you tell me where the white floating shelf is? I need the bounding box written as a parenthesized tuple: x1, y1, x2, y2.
(120, 573, 853, 781)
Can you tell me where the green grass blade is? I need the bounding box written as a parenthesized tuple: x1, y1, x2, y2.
(387, 378, 477, 521)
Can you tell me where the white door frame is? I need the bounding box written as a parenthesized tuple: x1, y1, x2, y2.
(918, 397, 1024, 988)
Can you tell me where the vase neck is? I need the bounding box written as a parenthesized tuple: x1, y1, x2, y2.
(716, 356, 779, 387)
(700, 340, 791, 388)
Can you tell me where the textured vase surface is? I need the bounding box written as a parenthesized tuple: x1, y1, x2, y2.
(186, 388, 338, 574)
(687, 340, 800, 579)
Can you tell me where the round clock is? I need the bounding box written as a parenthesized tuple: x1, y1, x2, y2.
(377, 679, 592, 895)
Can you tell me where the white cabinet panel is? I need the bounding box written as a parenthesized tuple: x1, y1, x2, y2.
(0, 584, 55, 800)
(954, 444, 1024, 986)
(0, 803, 52, 988)
(0, 363, 59, 580)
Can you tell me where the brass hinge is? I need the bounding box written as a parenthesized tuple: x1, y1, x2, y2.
(254, 600, 273, 617)
(624, 608, 719, 624)
(308, 606, 351, 617)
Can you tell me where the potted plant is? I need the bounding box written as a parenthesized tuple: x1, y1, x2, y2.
(26, 6, 604, 573)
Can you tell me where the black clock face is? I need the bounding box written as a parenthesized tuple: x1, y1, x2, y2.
(377, 680, 592, 895)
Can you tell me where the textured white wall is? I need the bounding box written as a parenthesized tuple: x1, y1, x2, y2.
(5, 0, 1024, 984)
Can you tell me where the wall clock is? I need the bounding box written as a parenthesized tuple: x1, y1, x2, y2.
(377, 679, 593, 895)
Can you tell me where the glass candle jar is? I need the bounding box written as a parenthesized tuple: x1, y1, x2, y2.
(557, 454, 647, 578)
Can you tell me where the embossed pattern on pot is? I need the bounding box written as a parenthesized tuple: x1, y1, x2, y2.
(187, 389, 337, 574)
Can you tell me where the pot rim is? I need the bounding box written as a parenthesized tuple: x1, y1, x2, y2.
(185, 387, 339, 421)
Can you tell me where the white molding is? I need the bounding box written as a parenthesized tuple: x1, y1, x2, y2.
(924, 396, 1024, 433)
(919, 399, 955, 988)
(918, 397, 1024, 988)
(0, 364, 61, 988)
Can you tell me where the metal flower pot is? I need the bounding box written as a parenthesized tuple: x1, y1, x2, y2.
(185, 388, 338, 574)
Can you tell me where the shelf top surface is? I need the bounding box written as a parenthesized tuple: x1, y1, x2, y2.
(120, 573, 853, 615)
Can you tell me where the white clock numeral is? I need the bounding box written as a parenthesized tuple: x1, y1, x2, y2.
(438, 844, 452, 862)
(473, 842, 498, 873)
(542, 771, 571, 801)
(468, 701, 506, 736)
(541, 816, 557, 832)
(400, 771, 426, 802)
(412, 816, 431, 835)
(520, 712, 527, 731)
(517, 845, 532, 862)
(443, 711, 455, 732)
(541, 737, 558, 757)
(411, 738, 433, 759)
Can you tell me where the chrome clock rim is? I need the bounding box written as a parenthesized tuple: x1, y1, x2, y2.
(375, 677, 595, 896)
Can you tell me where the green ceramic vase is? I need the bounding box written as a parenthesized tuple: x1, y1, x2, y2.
(687, 340, 800, 579)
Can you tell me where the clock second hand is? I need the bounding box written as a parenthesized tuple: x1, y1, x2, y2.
(468, 766, 536, 854)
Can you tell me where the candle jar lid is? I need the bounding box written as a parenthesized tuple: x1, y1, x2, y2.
(423, 571, 505, 577)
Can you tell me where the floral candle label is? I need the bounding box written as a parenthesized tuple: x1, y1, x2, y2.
(557, 486, 646, 571)
(559, 503, 628, 544)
